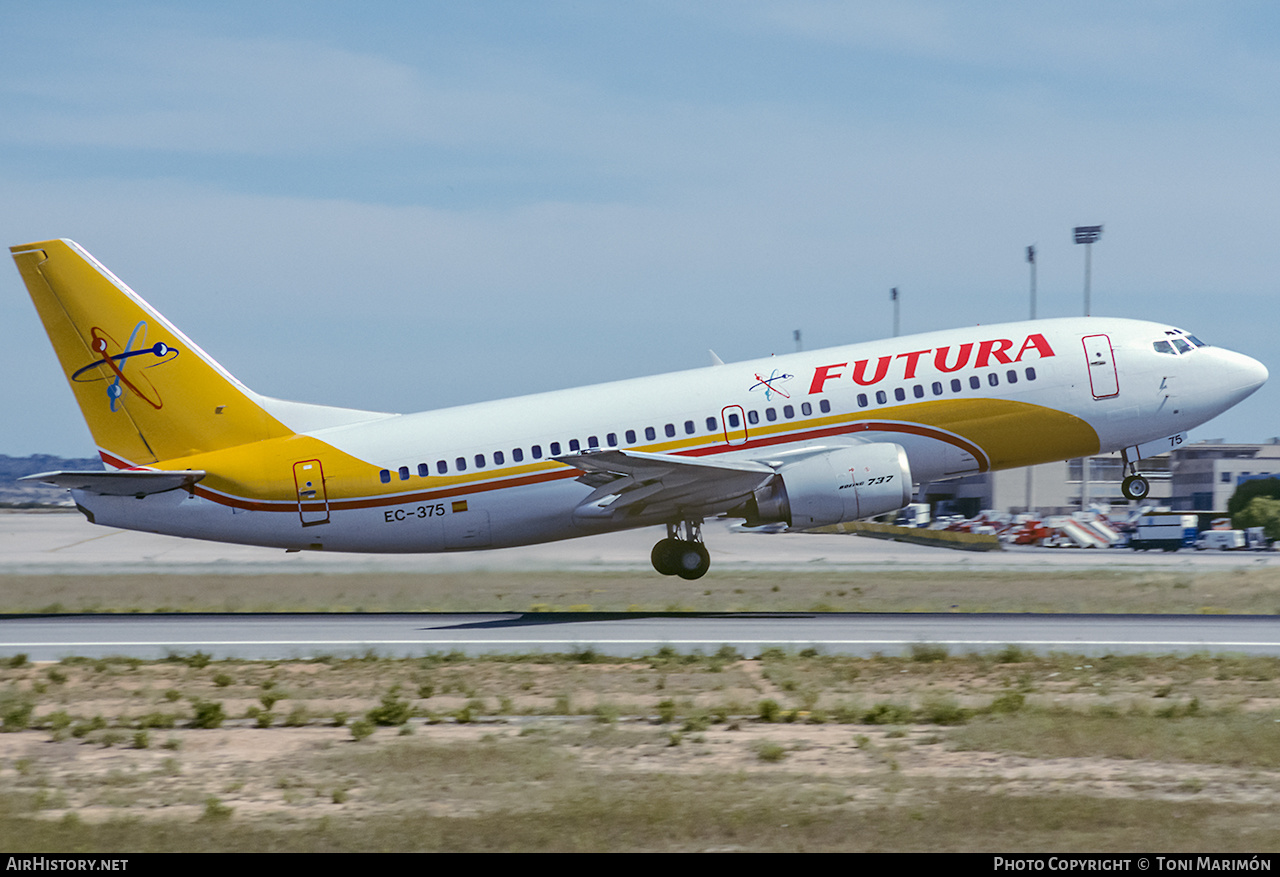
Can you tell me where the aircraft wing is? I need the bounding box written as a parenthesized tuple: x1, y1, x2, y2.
(21, 469, 207, 497)
(554, 449, 774, 521)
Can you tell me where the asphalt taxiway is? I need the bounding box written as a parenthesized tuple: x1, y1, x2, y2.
(3, 610, 1280, 661)
(4, 511, 1279, 660)
(6, 509, 1280, 574)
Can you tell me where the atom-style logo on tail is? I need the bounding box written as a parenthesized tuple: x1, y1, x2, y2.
(71, 321, 180, 411)
(749, 369, 794, 401)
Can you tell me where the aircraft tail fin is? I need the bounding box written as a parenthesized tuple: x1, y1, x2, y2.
(10, 239, 294, 466)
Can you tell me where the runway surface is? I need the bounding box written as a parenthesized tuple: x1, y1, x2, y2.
(3, 611, 1279, 661)
(6, 509, 1280, 574)
(5, 511, 1280, 661)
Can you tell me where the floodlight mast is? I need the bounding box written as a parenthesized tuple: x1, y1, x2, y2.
(1026, 244, 1037, 320)
(1073, 225, 1103, 316)
(1025, 244, 1037, 513)
(1073, 225, 1102, 511)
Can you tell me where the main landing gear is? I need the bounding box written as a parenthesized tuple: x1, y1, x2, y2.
(651, 519, 711, 580)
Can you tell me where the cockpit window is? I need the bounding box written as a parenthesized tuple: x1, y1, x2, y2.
(1155, 330, 1209, 354)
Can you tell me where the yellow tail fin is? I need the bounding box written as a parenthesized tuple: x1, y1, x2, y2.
(11, 239, 293, 466)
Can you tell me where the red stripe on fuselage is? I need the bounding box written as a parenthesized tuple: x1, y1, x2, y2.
(96, 416, 988, 513)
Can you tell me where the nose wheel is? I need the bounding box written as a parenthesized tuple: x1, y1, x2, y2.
(651, 520, 711, 579)
(1121, 474, 1150, 501)
(1119, 448, 1152, 501)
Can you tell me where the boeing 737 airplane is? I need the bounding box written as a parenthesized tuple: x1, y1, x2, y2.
(12, 239, 1268, 579)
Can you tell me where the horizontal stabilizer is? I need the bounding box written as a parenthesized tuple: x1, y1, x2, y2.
(21, 469, 206, 497)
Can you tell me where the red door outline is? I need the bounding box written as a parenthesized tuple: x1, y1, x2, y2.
(1082, 334, 1119, 399)
(721, 405, 748, 446)
(293, 459, 330, 526)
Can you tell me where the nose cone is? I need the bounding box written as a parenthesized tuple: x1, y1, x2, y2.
(1213, 347, 1268, 407)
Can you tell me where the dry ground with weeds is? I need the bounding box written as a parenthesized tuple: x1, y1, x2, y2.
(3, 565, 1280, 614)
(1, 649, 1279, 851)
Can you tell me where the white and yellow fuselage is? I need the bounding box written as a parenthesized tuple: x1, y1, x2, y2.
(11, 240, 1268, 568)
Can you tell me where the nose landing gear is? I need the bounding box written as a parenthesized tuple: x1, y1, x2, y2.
(1119, 447, 1152, 501)
(1121, 474, 1150, 501)
(651, 519, 711, 580)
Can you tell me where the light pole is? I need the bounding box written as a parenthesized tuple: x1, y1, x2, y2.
(891, 287, 899, 337)
(1026, 244, 1037, 319)
(1073, 224, 1102, 510)
(1025, 245, 1036, 514)
(1073, 225, 1102, 316)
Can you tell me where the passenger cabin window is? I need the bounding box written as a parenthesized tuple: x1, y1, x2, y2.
(801, 402, 812, 416)
(532, 445, 543, 459)
(684, 420, 695, 435)
(664, 424, 676, 438)
(728, 413, 740, 428)
(437, 460, 447, 475)
(747, 410, 759, 425)
(513, 448, 524, 462)
(783, 405, 794, 418)
(894, 388, 906, 402)
(912, 385, 924, 399)
(569, 439, 581, 452)
(765, 408, 777, 422)
(418, 463, 430, 477)
(626, 429, 637, 444)
(645, 427, 656, 441)
(550, 442, 561, 455)
(607, 433, 618, 447)
(455, 457, 467, 471)
(379, 469, 391, 484)
(819, 400, 831, 413)
(857, 393, 868, 408)
(474, 454, 485, 468)
(588, 436, 599, 448)
(493, 450, 504, 465)
(969, 376, 981, 390)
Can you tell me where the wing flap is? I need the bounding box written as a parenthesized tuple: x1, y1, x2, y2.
(21, 469, 207, 497)
(555, 449, 774, 521)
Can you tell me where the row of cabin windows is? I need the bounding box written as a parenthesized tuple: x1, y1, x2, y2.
(376, 398, 834, 483)
(854, 367, 1037, 408)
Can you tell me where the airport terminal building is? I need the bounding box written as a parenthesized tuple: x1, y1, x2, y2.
(927, 439, 1280, 516)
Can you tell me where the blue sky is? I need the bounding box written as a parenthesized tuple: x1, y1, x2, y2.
(3, 1, 1279, 456)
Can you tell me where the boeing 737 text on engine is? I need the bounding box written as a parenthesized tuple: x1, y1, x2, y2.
(12, 239, 1268, 579)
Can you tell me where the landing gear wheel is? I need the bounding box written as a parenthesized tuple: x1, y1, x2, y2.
(674, 542, 711, 580)
(651, 519, 712, 579)
(1121, 474, 1150, 501)
(651, 538, 684, 576)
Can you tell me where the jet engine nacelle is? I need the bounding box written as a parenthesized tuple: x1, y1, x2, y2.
(746, 443, 913, 528)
